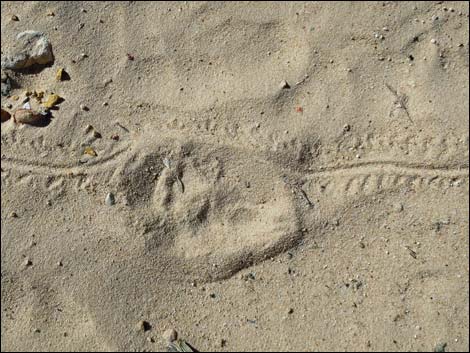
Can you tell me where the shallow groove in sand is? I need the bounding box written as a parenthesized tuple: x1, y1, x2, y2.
(307, 160, 469, 177)
(1, 144, 132, 176)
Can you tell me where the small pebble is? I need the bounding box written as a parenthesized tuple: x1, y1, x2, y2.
(23, 258, 33, 267)
(279, 80, 290, 89)
(105, 193, 115, 206)
(163, 329, 178, 342)
(9, 211, 18, 218)
(136, 320, 151, 332)
(1, 108, 11, 122)
(431, 38, 437, 44)
(80, 104, 89, 111)
(111, 134, 120, 141)
(93, 130, 102, 139)
(11, 15, 19, 21)
(434, 342, 447, 352)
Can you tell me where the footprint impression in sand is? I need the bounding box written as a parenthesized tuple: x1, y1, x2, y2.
(115, 138, 302, 281)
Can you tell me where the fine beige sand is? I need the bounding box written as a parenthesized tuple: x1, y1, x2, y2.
(1, 1, 469, 352)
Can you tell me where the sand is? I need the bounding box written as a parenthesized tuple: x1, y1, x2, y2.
(1, 1, 469, 351)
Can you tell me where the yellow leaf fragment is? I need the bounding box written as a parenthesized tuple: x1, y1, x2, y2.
(42, 94, 62, 108)
(56, 68, 64, 81)
(84, 147, 97, 157)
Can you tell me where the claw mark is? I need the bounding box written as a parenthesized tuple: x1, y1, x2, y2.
(385, 83, 413, 123)
(176, 175, 185, 193)
(298, 187, 313, 207)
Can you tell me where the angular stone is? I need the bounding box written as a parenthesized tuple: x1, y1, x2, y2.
(1, 31, 54, 70)
(105, 193, 115, 206)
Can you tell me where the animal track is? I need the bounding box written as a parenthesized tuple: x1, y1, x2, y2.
(2, 111, 468, 282)
(303, 162, 468, 198)
(112, 137, 303, 282)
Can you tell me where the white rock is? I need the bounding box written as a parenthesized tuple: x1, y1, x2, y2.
(1, 31, 53, 70)
(279, 80, 290, 89)
(105, 193, 115, 206)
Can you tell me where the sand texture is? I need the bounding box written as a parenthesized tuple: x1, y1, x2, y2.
(1, 1, 469, 352)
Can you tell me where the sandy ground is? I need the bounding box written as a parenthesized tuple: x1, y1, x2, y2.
(1, 1, 469, 352)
